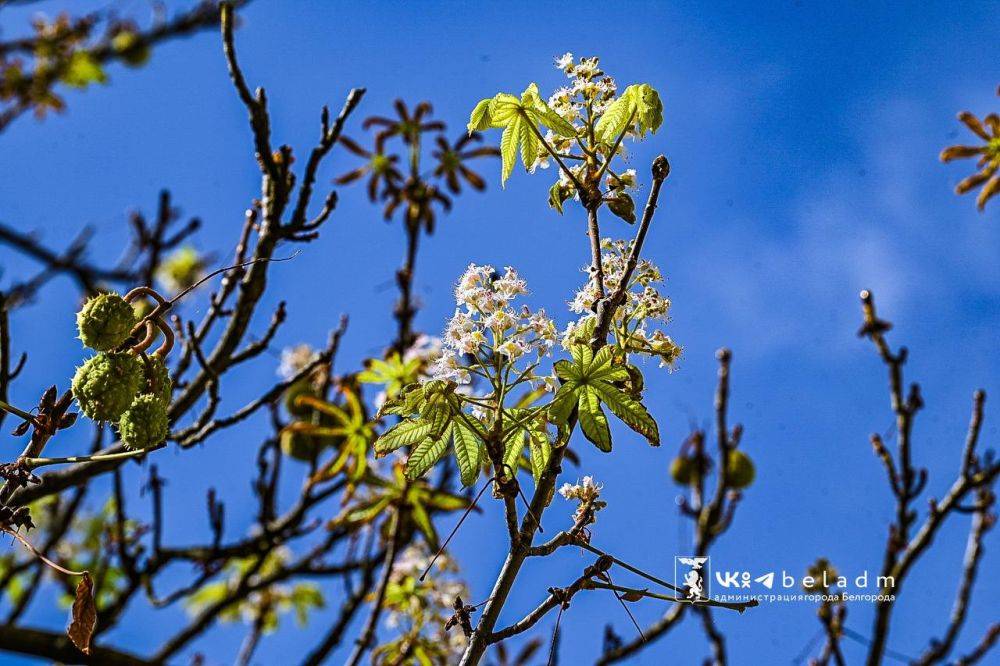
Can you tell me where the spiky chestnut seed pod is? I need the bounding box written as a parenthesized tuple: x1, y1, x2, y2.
(725, 450, 756, 489)
(72, 352, 143, 421)
(670, 456, 699, 486)
(118, 394, 168, 450)
(142, 356, 173, 406)
(76, 293, 137, 351)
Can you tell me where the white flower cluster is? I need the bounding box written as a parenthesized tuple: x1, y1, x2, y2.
(558, 475, 603, 502)
(559, 475, 608, 526)
(550, 53, 618, 117)
(387, 545, 467, 623)
(379, 544, 470, 661)
(534, 53, 619, 176)
(565, 239, 681, 368)
(403, 333, 443, 366)
(277, 343, 319, 380)
(384, 543, 469, 665)
(429, 264, 557, 384)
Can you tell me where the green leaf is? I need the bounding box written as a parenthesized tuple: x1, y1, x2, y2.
(521, 82, 577, 138)
(548, 182, 567, 214)
(467, 98, 492, 133)
(290, 584, 324, 627)
(594, 93, 633, 145)
(586, 347, 628, 382)
(421, 391, 453, 436)
(548, 381, 578, 424)
(553, 358, 581, 382)
(502, 429, 525, 475)
(374, 419, 432, 456)
(527, 423, 551, 484)
(340, 495, 392, 526)
(632, 83, 664, 137)
(594, 84, 664, 145)
(488, 93, 521, 124)
(405, 432, 449, 480)
(415, 646, 433, 666)
(423, 490, 469, 512)
(520, 82, 543, 107)
(592, 382, 660, 445)
(548, 345, 658, 451)
(534, 106, 577, 138)
(452, 421, 482, 487)
(577, 386, 612, 452)
(409, 499, 438, 549)
(519, 117, 540, 171)
(499, 117, 521, 186)
(471, 86, 568, 186)
(569, 344, 595, 374)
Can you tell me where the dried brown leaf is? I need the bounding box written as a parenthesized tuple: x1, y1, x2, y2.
(67, 572, 96, 655)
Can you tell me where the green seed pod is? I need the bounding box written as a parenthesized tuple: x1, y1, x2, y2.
(118, 394, 168, 450)
(670, 455, 698, 486)
(111, 31, 151, 67)
(77, 293, 137, 352)
(131, 299, 161, 345)
(157, 246, 206, 293)
(725, 450, 756, 489)
(72, 352, 144, 421)
(142, 355, 173, 406)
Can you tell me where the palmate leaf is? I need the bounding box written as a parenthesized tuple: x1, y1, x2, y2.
(374, 381, 483, 486)
(358, 353, 421, 398)
(468, 84, 579, 186)
(594, 83, 664, 145)
(384, 414, 486, 487)
(547, 345, 659, 451)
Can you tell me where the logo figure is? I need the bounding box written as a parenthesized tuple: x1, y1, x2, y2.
(675, 556, 710, 602)
(754, 572, 775, 589)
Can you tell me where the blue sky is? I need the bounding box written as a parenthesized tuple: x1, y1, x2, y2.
(1, 1, 998, 664)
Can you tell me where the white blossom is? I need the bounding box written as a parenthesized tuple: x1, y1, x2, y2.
(277, 344, 318, 379)
(559, 475, 603, 502)
(554, 52, 574, 71)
